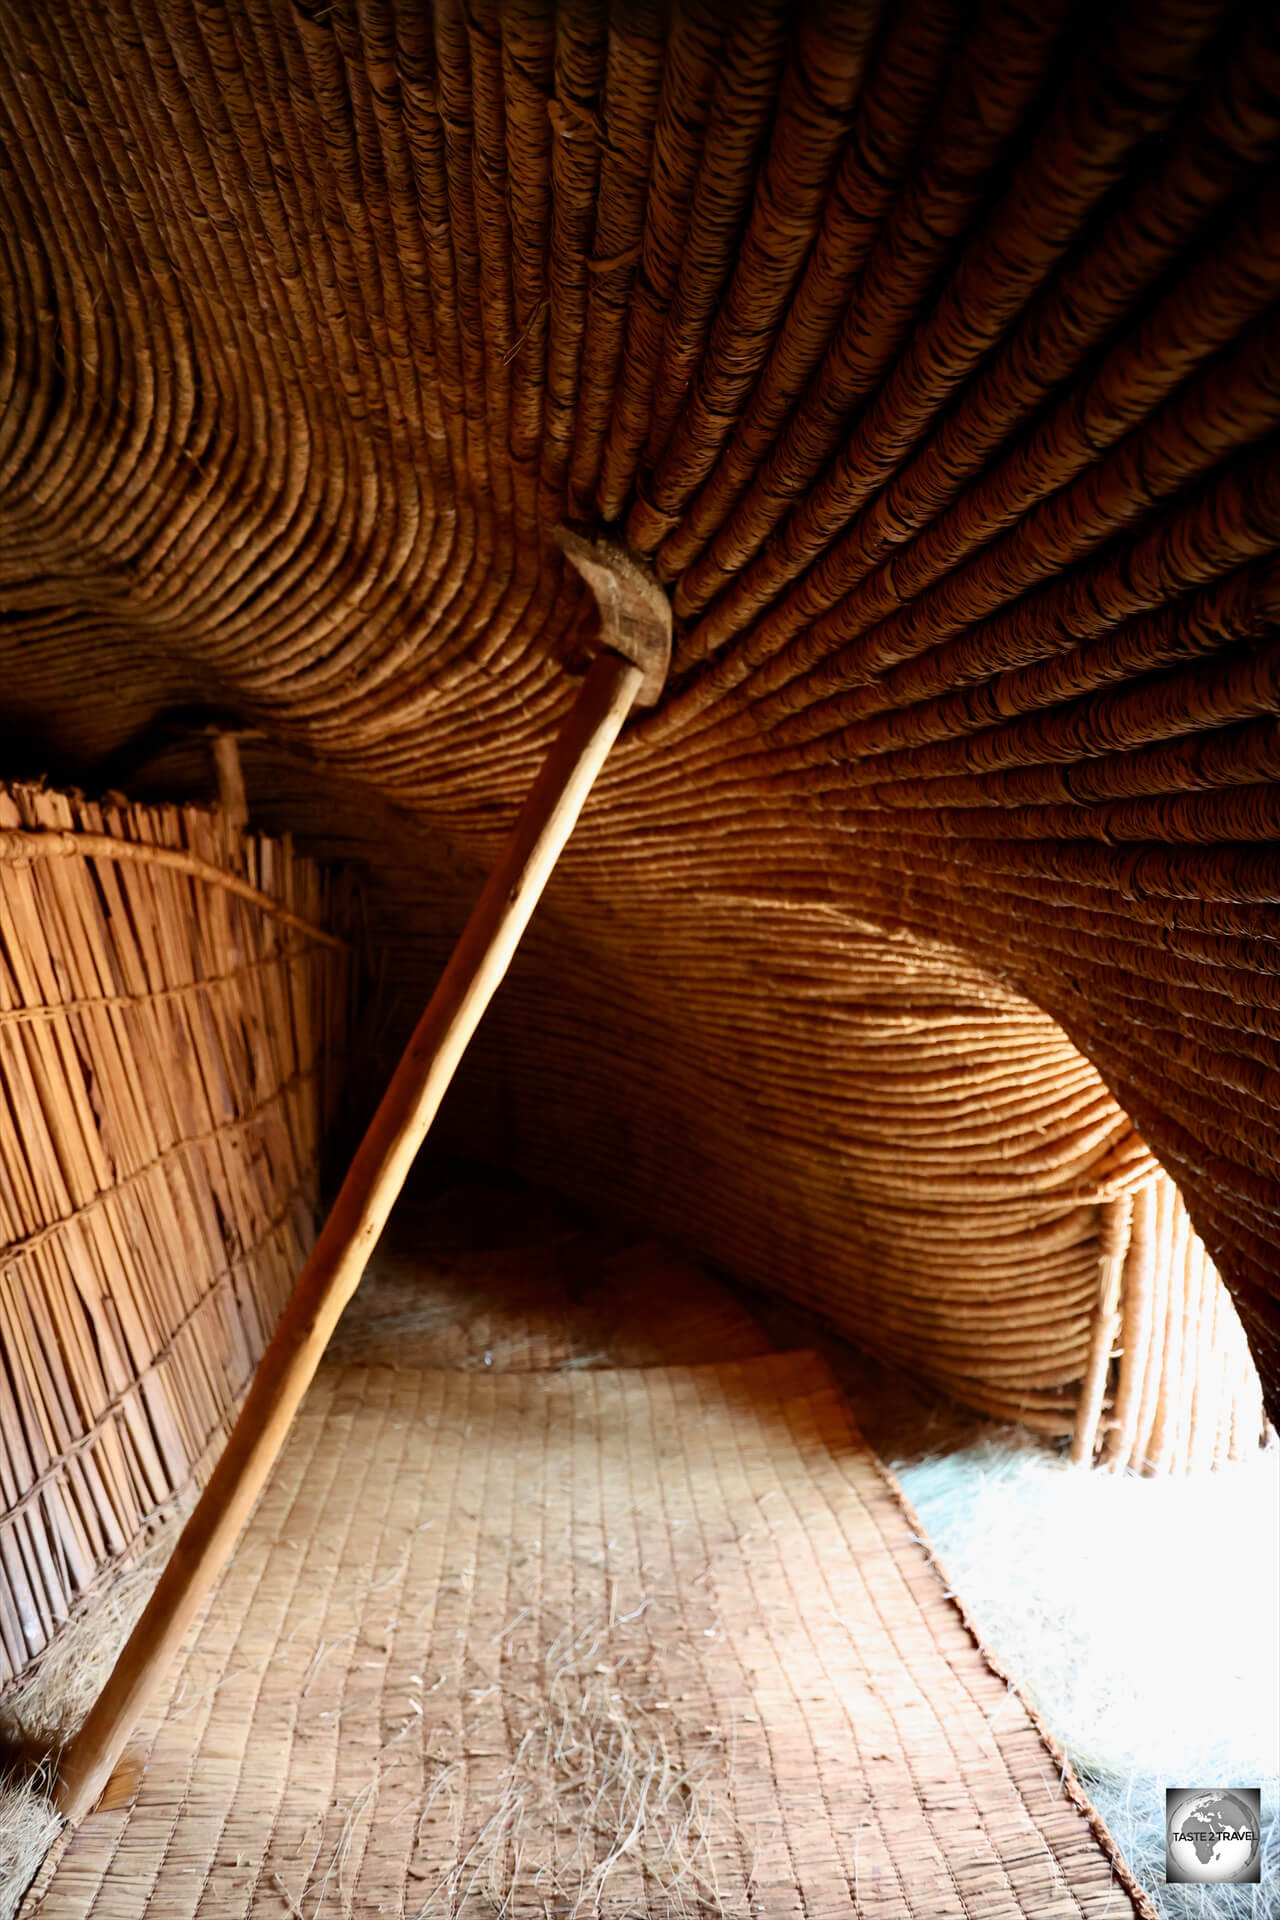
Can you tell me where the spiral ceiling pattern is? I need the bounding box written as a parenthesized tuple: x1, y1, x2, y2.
(1, 1, 1278, 1420)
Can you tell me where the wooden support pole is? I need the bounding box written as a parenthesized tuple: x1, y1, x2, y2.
(55, 648, 645, 1823)
(1070, 1193, 1135, 1466)
(211, 731, 250, 864)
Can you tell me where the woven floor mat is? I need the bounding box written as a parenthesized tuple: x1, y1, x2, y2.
(25, 1357, 1140, 1919)
(327, 1236, 774, 1371)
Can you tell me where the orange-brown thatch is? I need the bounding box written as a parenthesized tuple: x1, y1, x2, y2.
(0, 781, 354, 1692)
(0, 8, 1278, 1423)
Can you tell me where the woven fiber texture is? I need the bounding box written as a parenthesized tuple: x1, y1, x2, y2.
(328, 1225, 776, 1372)
(0, 780, 354, 1694)
(426, 887, 1265, 1460)
(1, 3, 1279, 1417)
(22, 1356, 1150, 1919)
(332, 1177, 1265, 1465)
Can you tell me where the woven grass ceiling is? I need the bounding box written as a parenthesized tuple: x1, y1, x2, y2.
(1, 2, 1278, 1417)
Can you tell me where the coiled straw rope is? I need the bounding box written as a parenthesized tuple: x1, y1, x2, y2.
(1, 1, 1278, 1428)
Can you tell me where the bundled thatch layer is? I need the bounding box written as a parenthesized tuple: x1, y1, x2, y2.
(426, 890, 1263, 1466)
(0, 781, 354, 1691)
(1, 3, 1279, 1419)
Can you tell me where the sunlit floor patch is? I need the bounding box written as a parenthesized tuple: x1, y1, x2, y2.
(896, 1437, 1279, 1920)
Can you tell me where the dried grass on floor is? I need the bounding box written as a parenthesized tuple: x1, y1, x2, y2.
(23, 1356, 1152, 1919)
(0, 1530, 177, 1761)
(0, 1770, 59, 1920)
(896, 1435, 1280, 1920)
(323, 1242, 612, 1376)
(0, 1526, 180, 1920)
(286, 1609, 739, 1920)
(328, 1195, 772, 1376)
(401, 1612, 740, 1912)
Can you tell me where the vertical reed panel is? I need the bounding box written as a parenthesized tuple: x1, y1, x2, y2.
(0, 781, 354, 1692)
(1087, 1168, 1266, 1476)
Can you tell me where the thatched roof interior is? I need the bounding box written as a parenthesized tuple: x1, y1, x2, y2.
(2, 0, 1279, 1420)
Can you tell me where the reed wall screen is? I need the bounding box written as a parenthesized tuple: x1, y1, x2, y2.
(0, 782, 354, 1689)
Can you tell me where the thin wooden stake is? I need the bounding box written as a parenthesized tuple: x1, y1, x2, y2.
(55, 648, 644, 1822)
(1070, 1193, 1133, 1466)
(211, 732, 250, 866)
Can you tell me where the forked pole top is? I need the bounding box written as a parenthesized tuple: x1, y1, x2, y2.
(555, 527, 672, 709)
